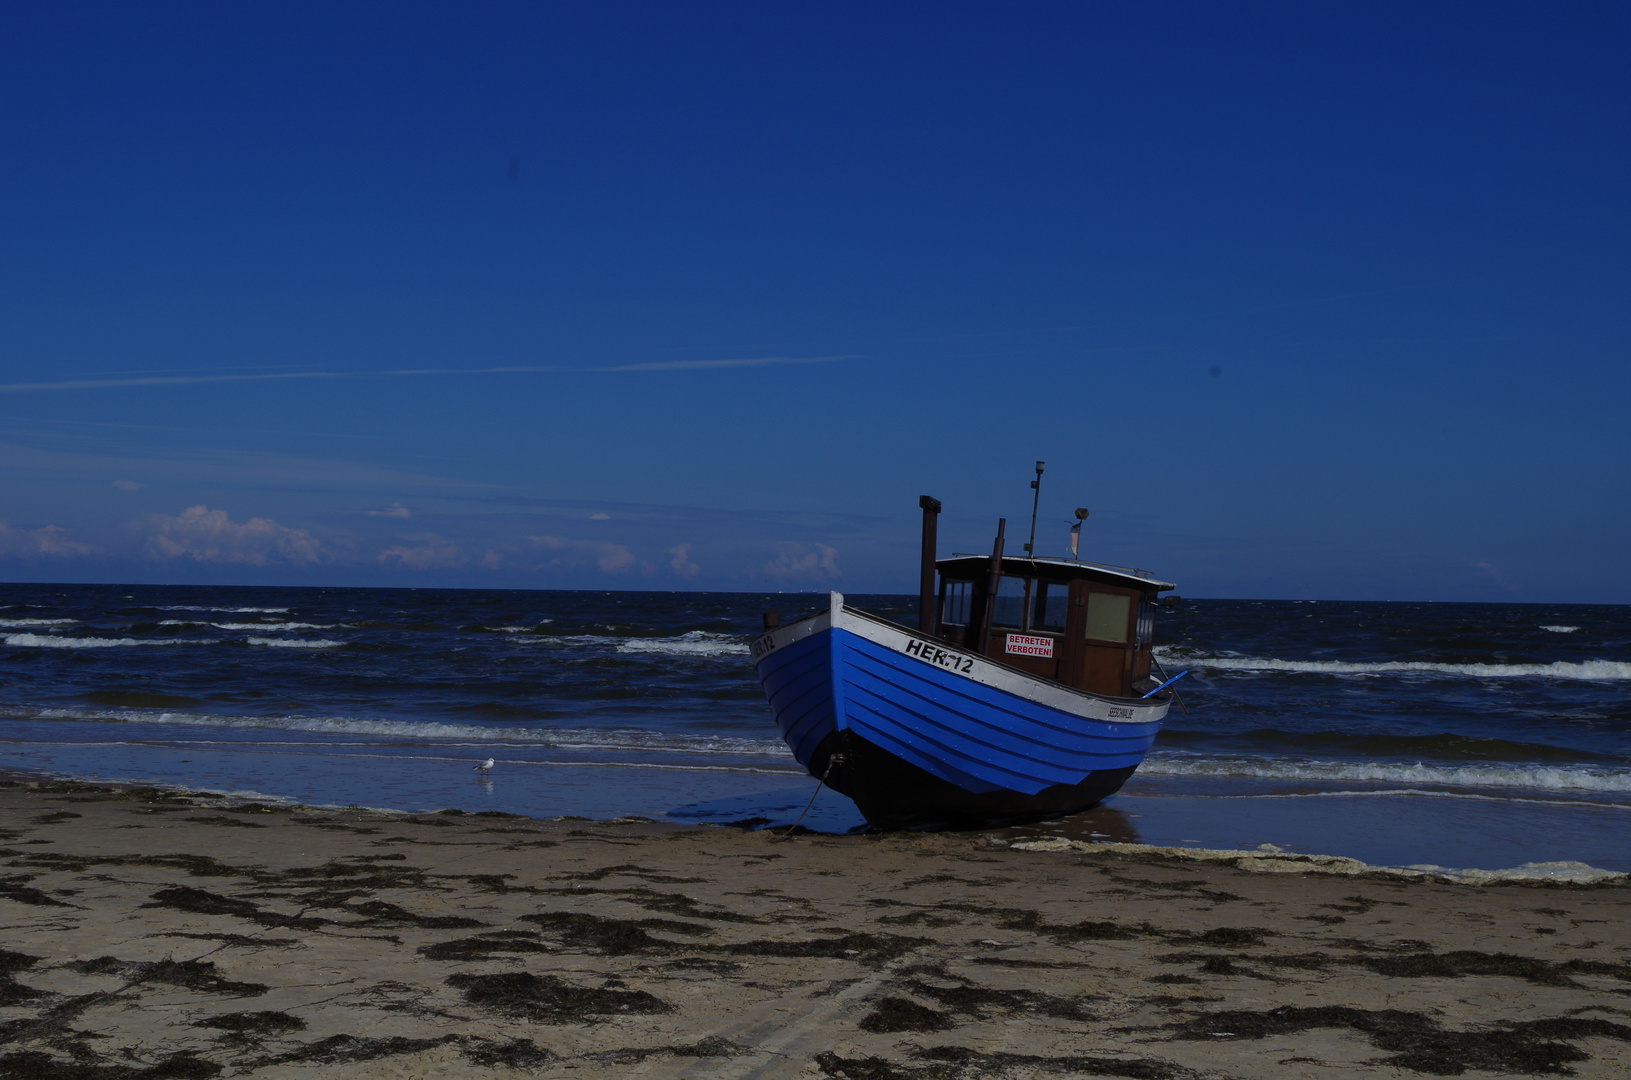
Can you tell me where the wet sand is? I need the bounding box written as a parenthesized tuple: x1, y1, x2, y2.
(2, 779, 1629, 1079)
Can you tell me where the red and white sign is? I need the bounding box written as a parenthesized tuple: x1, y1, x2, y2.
(1004, 633, 1055, 658)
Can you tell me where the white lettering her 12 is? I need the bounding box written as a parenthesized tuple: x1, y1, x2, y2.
(902, 637, 974, 674)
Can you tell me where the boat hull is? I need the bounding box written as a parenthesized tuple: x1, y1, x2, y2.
(751, 593, 1167, 830)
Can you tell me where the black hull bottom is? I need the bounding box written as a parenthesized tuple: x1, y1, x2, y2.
(806, 731, 1139, 832)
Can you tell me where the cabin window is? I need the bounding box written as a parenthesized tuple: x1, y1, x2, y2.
(1136, 595, 1155, 644)
(991, 576, 1028, 628)
(1084, 591, 1131, 642)
(942, 580, 972, 626)
(1032, 581, 1069, 631)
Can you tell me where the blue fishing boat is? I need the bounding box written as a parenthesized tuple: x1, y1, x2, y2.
(750, 471, 1180, 830)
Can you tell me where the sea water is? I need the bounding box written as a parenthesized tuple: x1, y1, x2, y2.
(1, 584, 1626, 872)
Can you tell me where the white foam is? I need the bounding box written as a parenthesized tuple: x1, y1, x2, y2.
(2, 633, 211, 649)
(1156, 648, 1631, 681)
(1201, 787, 1631, 811)
(1005, 838, 1629, 885)
(244, 637, 346, 650)
(516, 631, 749, 656)
(615, 631, 750, 657)
(492, 622, 554, 632)
(15, 705, 793, 756)
(0, 618, 78, 627)
(159, 620, 337, 631)
(157, 605, 292, 614)
(1540, 625, 1580, 633)
(527, 634, 625, 647)
(1141, 752, 1631, 793)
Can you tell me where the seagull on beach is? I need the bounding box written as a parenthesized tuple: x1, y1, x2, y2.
(475, 758, 495, 773)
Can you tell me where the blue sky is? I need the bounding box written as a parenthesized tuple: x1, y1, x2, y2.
(0, 2, 1626, 601)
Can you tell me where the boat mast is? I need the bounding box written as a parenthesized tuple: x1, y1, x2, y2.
(1024, 461, 1044, 557)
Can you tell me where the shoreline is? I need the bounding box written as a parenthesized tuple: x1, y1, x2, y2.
(6, 767, 1629, 889)
(8, 750, 1631, 879)
(2, 777, 1629, 1078)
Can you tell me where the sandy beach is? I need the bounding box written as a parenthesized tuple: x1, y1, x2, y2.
(2, 779, 1629, 1079)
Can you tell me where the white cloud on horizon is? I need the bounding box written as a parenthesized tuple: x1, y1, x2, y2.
(140, 506, 324, 567)
(0, 522, 95, 558)
(763, 542, 840, 582)
(530, 535, 642, 575)
(668, 543, 701, 579)
(378, 538, 466, 571)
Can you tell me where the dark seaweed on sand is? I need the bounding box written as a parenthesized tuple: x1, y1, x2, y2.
(719, 931, 928, 963)
(931, 904, 1144, 942)
(540, 885, 762, 923)
(0, 878, 70, 908)
(191, 1011, 305, 1036)
(0, 1051, 221, 1080)
(582, 1036, 743, 1064)
(902, 977, 1099, 1021)
(858, 997, 957, 1033)
(342, 899, 484, 928)
(141, 887, 328, 931)
(1355, 950, 1582, 986)
(249, 1034, 460, 1066)
(419, 931, 554, 961)
(815, 1047, 1189, 1079)
(1169, 1006, 1631, 1075)
(181, 816, 268, 829)
(462, 1038, 556, 1068)
(0, 951, 44, 1009)
(519, 911, 712, 954)
(7, 853, 243, 878)
(1155, 945, 1613, 988)
(447, 972, 673, 1022)
(65, 957, 267, 997)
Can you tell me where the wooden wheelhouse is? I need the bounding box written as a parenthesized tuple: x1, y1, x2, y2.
(927, 554, 1175, 699)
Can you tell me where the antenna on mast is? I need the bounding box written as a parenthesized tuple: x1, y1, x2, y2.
(1024, 461, 1045, 557)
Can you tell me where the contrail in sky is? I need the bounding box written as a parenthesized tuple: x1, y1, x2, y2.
(0, 355, 852, 394)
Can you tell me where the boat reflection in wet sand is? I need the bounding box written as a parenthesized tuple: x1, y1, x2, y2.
(750, 471, 1180, 831)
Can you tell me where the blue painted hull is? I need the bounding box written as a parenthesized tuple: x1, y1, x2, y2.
(752, 599, 1166, 830)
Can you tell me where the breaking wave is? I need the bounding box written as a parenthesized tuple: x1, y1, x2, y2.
(244, 637, 346, 650)
(13, 705, 792, 756)
(160, 620, 338, 631)
(2, 633, 211, 649)
(1157, 649, 1631, 681)
(0, 618, 78, 628)
(1141, 753, 1631, 793)
(157, 605, 291, 613)
(615, 631, 749, 657)
(1541, 625, 1581, 633)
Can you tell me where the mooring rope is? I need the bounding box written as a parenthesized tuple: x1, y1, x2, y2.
(771, 752, 845, 841)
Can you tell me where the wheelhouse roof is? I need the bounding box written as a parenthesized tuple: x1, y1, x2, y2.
(937, 554, 1176, 593)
